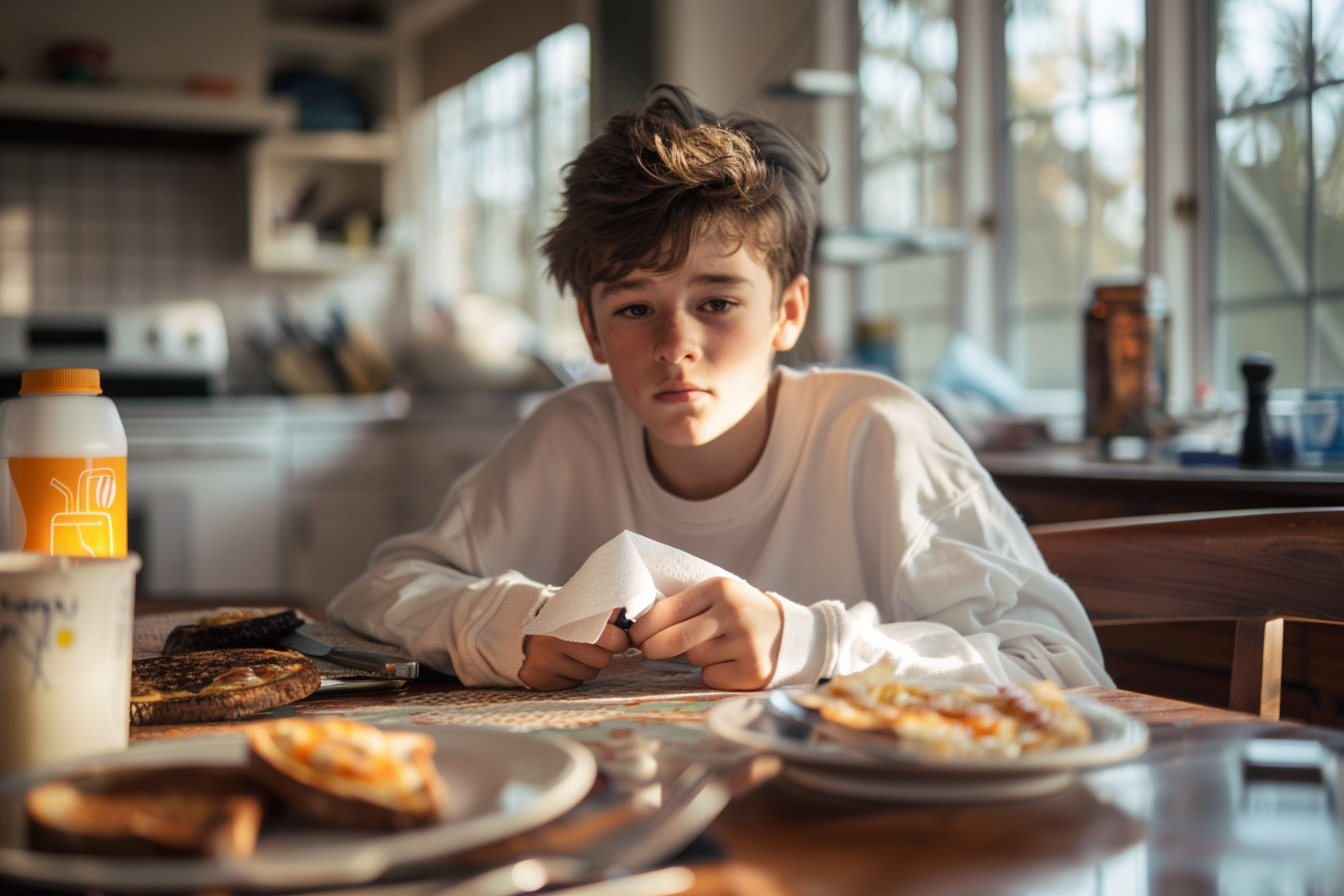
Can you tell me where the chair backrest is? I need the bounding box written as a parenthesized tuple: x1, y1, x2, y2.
(1030, 507, 1344, 623)
(1030, 507, 1344, 719)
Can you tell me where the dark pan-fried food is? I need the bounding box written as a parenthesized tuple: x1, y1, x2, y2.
(161, 609, 303, 655)
(25, 766, 264, 859)
(130, 648, 320, 725)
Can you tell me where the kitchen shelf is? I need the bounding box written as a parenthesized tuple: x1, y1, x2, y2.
(814, 228, 970, 266)
(0, 81, 294, 134)
(249, 131, 397, 272)
(267, 19, 392, 58)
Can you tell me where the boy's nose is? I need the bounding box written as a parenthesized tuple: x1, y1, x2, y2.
(654, 314, 701, 364)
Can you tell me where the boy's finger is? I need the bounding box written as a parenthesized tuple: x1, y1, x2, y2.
(563, 640, 617, 671)
(684, 635, 735, 668)
(628, 588, 714, 642)
(596, 623, 630, 653)
(638, 614, 720, 660)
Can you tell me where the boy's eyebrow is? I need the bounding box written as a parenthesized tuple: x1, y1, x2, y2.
(596, 272, 749, 300)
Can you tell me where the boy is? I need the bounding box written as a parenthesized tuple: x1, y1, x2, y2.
(329, 86, 1110, 691)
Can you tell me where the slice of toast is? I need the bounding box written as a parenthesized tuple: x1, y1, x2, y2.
(131, 648, 320, 725)
(161, 609, 303, 655)
(25, 766, 264, 859)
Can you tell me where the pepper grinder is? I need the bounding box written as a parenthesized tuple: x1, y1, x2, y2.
(1239, 352, 1276, 468)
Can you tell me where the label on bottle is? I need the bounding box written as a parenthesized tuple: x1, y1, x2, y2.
(6, 457, 127, 557)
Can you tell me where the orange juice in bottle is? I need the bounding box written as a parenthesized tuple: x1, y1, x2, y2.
(0, 369, 127, 557)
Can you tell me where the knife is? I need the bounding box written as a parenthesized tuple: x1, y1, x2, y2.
(279, 629, 419, 679)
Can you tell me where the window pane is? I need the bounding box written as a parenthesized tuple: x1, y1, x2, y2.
(1313, 298, 1344, 384)
(1016, 313, 1084, 388)
(1217, 0, 1310, 113)
(1215, 301, 1308, 387)
(870, 255, 956, 383)
(1007, 0, 1088, 112)
(1315, 84, 1344, 292)
(1011, 117, 1088, 311)
(860, 0, 957, 160)
(1315, 0, 1344, 83)
(1215, 102, 1310, 301)
(864, 158, 923, 230)
(1088, 96, 1145, 275)
(1087, 0, 1142, 97)
(858, 0, 959, 381)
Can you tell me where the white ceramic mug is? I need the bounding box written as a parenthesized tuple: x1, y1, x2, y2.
(0, 552, 141, 777)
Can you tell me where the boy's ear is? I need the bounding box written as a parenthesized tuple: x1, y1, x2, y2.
(576, 296, 608, 365)
(772, 274, 809, 352)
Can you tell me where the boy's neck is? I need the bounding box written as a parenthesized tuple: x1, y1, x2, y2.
(644, 375, 780, 501)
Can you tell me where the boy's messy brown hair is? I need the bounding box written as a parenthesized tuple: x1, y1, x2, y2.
(541, 84, 827, 306)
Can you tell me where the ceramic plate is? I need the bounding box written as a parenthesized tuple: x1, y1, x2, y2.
(0, 726, 596, 892)
(779, 764, 1079, 803)
(706, 688, 1148, 800)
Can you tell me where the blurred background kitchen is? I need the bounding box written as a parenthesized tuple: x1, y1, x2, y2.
(1, 0, 1342, 610)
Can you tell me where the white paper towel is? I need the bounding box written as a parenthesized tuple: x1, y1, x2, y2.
(521, 531, 742, 643)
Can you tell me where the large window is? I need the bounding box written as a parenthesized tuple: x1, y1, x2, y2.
(1003, 0, 1146, 389)
(414, 24, 590, 363)
(858, 0, 960, 383)
(1213, 0, 1344, 389)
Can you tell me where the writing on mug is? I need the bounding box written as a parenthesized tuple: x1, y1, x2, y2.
(0, 593, 79, 689)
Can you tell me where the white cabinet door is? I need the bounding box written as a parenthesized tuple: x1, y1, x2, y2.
(129, 450, 284, 597)
(287, 487, 397, 609)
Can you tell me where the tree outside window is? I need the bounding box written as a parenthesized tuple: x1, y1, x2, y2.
(1214, 0, 1344, 389)
(1003, 0, 1146, 390)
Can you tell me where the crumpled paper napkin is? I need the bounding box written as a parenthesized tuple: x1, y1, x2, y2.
(521, 530, 742, 643)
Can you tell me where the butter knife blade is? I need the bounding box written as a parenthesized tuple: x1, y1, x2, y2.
(279, 630, 419, 679)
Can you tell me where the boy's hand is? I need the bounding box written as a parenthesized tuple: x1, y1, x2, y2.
(519, 609, 631, 690)
(628, 578, 783, 690)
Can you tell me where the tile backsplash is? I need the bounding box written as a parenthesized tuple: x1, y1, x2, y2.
(0, 140, 401, 391)
(2, 142, 255, 309)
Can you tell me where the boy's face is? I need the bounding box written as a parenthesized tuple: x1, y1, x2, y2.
(578, 235, 808, 454)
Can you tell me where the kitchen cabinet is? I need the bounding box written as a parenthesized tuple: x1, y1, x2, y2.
(123, 394, 529, 608)
(284, 414, 403, 606)
(283, 409, 521, 608)
(125, 407, 287, 599)
(249, 8, 399, 272)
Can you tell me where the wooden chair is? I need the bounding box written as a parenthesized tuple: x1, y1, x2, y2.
(1030, 507, 1344, 721)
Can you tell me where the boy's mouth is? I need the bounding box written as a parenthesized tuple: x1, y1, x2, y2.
(654, 383, 709, 403)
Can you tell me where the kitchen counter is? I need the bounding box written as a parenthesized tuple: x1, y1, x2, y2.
(979, 444, 1344, 524)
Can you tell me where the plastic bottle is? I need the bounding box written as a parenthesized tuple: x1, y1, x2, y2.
(0, 368, 127, 557)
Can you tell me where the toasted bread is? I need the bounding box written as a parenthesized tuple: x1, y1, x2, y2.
(161, 609, 303, 655)
(25, 766, 264, 859)
(247, 718, 447, 830)
(131, 648, 320, 725)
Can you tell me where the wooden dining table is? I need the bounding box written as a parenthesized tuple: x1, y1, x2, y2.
(9, 607, 1344, 896)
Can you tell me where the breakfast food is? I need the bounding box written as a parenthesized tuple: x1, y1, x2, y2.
(794, 661, 1092, 760)
(25, 766, 264, 859)
(130, 648, 320, 725)
(161, 609, 303, 655)
(247, 717, 448, 830)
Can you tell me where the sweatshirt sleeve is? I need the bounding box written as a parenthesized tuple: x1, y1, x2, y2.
(807, 484, 1109, 688)
(326, 497, 552, 688)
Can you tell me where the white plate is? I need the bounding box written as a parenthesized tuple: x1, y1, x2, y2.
(0, 726, 596, 892)
(706, 690, 1148, 799)
(780, 764, 1078, 803)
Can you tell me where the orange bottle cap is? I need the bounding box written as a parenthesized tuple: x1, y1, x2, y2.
(19, 368, 102, 395)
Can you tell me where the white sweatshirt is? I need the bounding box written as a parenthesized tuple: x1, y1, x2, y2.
(328, 367, 1111, 689)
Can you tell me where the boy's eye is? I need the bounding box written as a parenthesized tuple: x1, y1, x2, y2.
(616, 304, 652, 319)
(702, 298, 736, 313)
